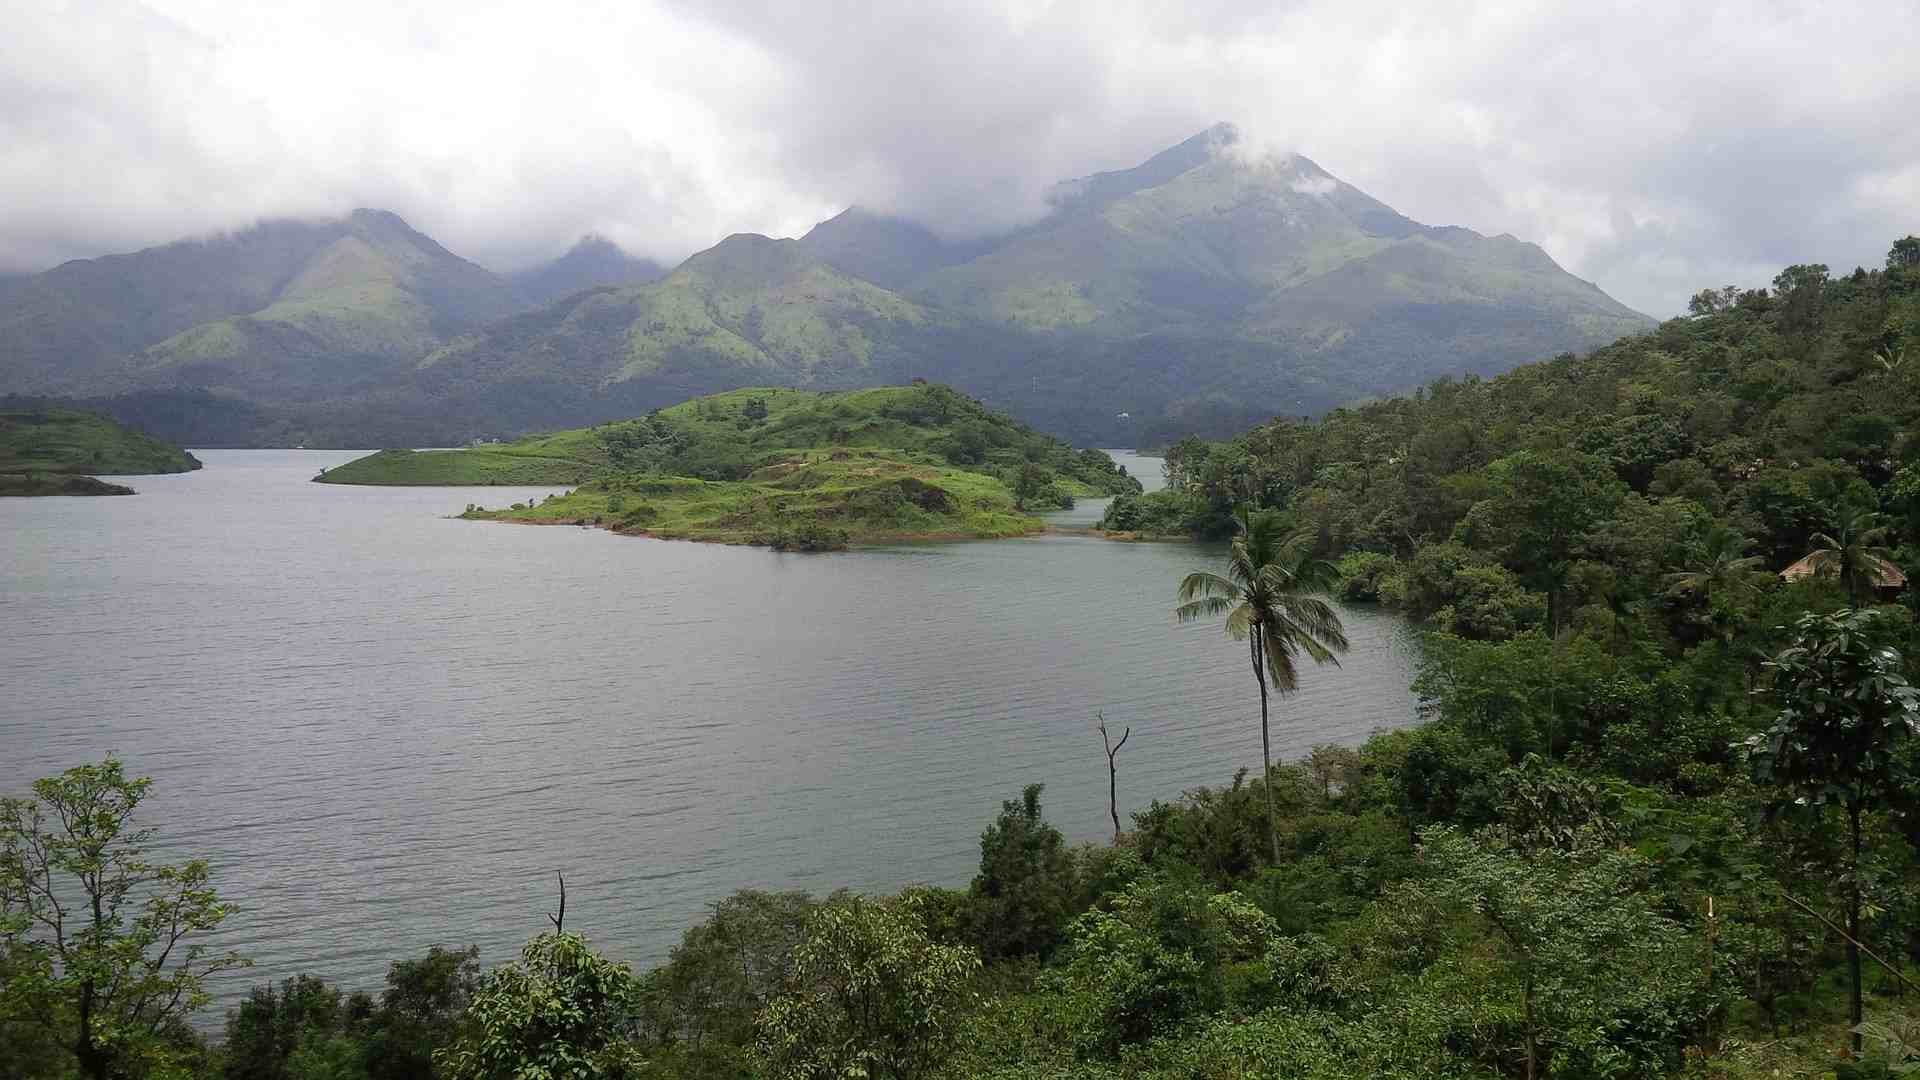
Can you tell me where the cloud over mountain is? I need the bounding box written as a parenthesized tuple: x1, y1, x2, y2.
(3, 0, 1915, 315)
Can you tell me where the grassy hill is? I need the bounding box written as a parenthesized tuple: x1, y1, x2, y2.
(320, 384, 1142, 546)
(0, 406, 200, 475)
(129, 210, 523, 400)
(0, 405, 200, 495)
(421, 234, 951, 390)
(0, 211, 527, 398)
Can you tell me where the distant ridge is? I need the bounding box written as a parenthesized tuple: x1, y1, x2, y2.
(0, 126, 1653, 446)
(510, 235, 665, 307)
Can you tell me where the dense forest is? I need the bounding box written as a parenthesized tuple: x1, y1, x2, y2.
(5, 239, 1920, 1079)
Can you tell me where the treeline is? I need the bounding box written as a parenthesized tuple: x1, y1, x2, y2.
(1105, 239, 1920, 618)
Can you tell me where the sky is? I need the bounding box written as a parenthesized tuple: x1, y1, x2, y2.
(3, 0, 1915, 316)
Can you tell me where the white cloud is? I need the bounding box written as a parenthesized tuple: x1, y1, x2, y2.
(2, 0, 1916, 316)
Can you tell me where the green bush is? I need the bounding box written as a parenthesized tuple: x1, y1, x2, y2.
(1336, 551, 1400, 601)
(968, 785, 1079, 960)
(1046, 877, 1277, 1058)
(761, 520, 851, 552)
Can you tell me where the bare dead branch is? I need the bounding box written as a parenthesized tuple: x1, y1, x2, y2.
(548, 871, 567, 934)
(1777, 889, 1920, 995)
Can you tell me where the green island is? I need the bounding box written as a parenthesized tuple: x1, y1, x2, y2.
(318, 384, 1142, 548)
(6, 242, 1920, 1080)
(0, 404, 201, 496)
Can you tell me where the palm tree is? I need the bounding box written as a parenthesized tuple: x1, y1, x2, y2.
(1664, 526, 1768, 645)
(1177, 506, 1349, 864)
(1806, 506, 1899, 607)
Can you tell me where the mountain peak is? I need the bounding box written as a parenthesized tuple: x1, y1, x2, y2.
(797, 210, 990, 289)
(678, 233, 815, 285)
(566, 233, 624, 255)
(1048, 126, 1229, 210)
(510, 233, 664, 306)
(346, 207, 415, 232)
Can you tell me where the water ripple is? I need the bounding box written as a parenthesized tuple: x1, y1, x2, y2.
(0, 449, 1419, 1015)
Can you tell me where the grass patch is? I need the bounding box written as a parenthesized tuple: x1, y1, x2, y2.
(315, 447, 593, 486)
(461, 448, 1043, 546)
(0, 407, 200, 476)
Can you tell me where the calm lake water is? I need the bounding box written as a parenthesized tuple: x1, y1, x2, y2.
(1, 449, 1418, 1007)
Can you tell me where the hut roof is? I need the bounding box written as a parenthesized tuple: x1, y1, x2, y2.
(1779, 552, 1908, 587)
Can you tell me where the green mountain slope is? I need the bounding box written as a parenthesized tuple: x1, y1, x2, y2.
(910, 131, 1646, 349)
(421, 234, 959, 396)
(320, 383, 1141, 546)
(794, 208, 990, 290)
(128, 210, 522, 400)
(0, 211, 526, 397)
(0, 404, 201, 495)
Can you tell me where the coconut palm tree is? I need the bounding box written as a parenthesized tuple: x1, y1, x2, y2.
(1806, 506, 1899, 607)
(1177, 506, 1349, 864)
(1664, 525, 1768, 645)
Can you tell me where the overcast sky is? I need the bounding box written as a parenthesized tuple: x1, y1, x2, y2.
(4, 0, 1915, 315)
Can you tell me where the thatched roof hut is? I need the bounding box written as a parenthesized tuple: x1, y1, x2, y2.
(1779, 553, 1908, 589)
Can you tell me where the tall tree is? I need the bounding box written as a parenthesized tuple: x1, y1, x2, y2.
(436, 931, 644, 1080)
(1177, 506, 1349, 864)
(0, 758, 248, 1080)
(755, 896, 979, 1080)
(1804, 505, 1899, 607)
(1664, 524, 1768, 647)
(1456, 450, 1624, 633)
(1749, 609, 1920, 1051)
(967, 784, 1076, 960)
(1421, 826, 1720, 1080)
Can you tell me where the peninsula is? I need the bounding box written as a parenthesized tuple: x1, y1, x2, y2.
(0, 405, 201, 496)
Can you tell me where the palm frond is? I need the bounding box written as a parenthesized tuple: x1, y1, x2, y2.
(1278, 597, 1350, 657)
(1176, 596, 1237, 624)
(1177, 570, 1241, 604)
(1262, 633, 1301, 692)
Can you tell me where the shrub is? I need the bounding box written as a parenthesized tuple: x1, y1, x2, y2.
(969, 784, 1078, 960)
(1336, 551, 1400, 602)
(1047, 877, 1277, 1058)
(763, 521, 851, 552)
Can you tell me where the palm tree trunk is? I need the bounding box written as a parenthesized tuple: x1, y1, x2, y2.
(1523, 967, 1537, 1080)
(1850, 799, 1864, 1053)
(1252, 630, 1278, 866)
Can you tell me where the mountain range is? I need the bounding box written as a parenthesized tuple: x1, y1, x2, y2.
(0, 124, 1650, 446)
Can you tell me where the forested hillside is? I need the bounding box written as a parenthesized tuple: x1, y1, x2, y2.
(1111, 239, 1920, 589)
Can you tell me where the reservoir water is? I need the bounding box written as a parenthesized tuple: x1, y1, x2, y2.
(1, 449, 1419, 1005)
